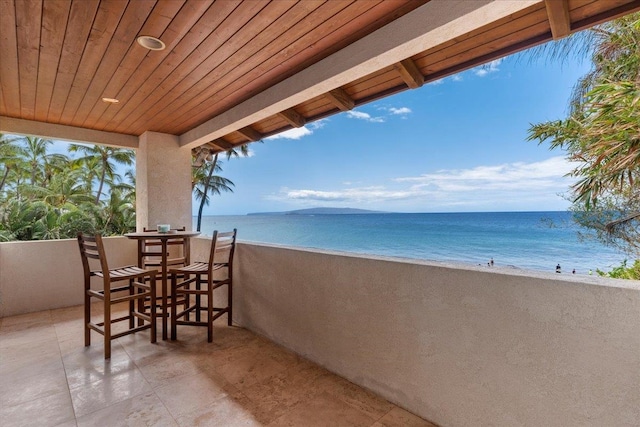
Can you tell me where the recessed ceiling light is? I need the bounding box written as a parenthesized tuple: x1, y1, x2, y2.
(102, 97, 119, 103)
(137, 35, 166, 51)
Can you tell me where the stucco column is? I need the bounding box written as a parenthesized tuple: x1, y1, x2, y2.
(137, 131, 192, 231)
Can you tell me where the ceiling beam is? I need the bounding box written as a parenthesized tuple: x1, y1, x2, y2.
(326, 88, 355, 111)
(0, 116, 138, 148)
(544, 0, 571, 39)
(206, 138, 235, 152)
(277, 108, 306, 128)
(236, 126, 263, 142)
(180, 0, 538, 149)
(394, 58, 424, 88)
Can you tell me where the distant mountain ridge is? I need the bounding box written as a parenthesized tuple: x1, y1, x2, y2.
(247, 207, 386, 216)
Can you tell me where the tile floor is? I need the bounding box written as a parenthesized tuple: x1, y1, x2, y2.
(0, 305, 437, 427)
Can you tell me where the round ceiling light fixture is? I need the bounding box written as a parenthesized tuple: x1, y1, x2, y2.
(136, 35, 166, 51)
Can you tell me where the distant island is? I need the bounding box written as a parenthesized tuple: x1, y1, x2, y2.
(247, 207, 387, 216)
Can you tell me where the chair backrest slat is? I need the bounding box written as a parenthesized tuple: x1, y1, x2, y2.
(140, 226, 188, 266)
(208, 229, 237, 270)
(77, 233, 110, 282)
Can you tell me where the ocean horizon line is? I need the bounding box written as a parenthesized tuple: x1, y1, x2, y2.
(193, 210, 623, 273)
(196, 209, 570, 217)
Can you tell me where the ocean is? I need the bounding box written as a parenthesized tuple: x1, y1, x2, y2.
(194, 211, 627, 274)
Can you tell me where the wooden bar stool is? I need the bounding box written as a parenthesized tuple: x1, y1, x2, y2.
(170, 229, 237, 342)
(140, 226, 189, 269)
(77, 233, 158, 359)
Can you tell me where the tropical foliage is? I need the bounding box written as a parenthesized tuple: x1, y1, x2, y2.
(1, 134, 244, 241)
(0, 134, 136, 241)
(597, 259, 640, 280)
(527, 13, 640, 258)
(192, 144, 250, 232)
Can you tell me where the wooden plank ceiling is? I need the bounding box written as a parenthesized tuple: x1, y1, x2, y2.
(1, 0, 640, 154)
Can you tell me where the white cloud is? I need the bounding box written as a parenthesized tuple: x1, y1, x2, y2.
(309, 119, 328, 130)
(270, 156, 577, 211)
(474, 58, 502, 77)
(282, 186, 416, 203)
(388, 107, 411, 115)
(395, 156, 573, 188)
(451, 75, 463, 82)
(265, 127, 312, 140)
(346, 111, 385, 123)
(264, 119, 328, 141)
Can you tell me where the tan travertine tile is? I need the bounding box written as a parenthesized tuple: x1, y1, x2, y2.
(135, 352, 204, 388)
(0, 324, 58, 349)
(174, 394, 263, 427)
(241, 359, 330, 424)
(53, 420, 78, 427)
(119, 333, 177, 361)
(0, 304, 435, 427)
(314, 374, 395, 420)
(177, 323, 258, 354)
(69, 366, 152, 417)
(0, 366, 69, 408)
(76, 392, 178, 427)
(155, 369, 240, 420)
(373, 406, 439, 427)
(0, 338, 62, 375)
(267, 391, 377, 427)
(0, 389, 75, 427)
(63, 345, 137, 390)
(0, 310, 53, 330)
(206, 341, 290, 390)
(0, 353, 64, 385)
(57, 333, 88, 357)
(51, 305, 85, 323)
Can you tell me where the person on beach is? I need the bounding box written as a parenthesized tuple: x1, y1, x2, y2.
(490, 258, 494, 266)
(572, 269, 576, 274)
(556, 264, 561, 273)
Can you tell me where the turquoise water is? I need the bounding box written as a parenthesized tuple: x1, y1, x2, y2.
(194, 211, 626, 274)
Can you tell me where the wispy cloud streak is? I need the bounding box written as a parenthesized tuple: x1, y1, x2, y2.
(271, 156, 577, 210)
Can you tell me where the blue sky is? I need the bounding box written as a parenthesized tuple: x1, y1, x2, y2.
(206, 54, 590, 215)
(43, 52, 590, 216)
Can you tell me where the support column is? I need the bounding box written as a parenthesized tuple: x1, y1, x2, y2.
(137, 131, 192, 231)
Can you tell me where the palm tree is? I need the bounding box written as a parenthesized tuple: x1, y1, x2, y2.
(527, 12, 640, 206)
(68, 144, 134, 204)
(23, 168, 94, 208)
(527, 12, 640, 256)
(0, 134, 25, 194)
(192, 145, 250, 231)
(21, 136, 54, 186)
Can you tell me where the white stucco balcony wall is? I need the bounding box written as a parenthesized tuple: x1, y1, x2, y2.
(233, 242, 640, 427)
(1, 238, 638, 426)
(0, 237, 137, 317)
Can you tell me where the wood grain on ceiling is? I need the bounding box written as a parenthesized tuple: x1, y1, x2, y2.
(1, 0, 639, 153)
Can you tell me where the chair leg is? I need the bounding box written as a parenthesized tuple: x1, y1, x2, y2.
(84, 289, 91, 347)
(184, 273, 190, 321)
(149, 277, 157, 344)
(137, 290, 144, 327)
(171, 274, 177, 340)
(227, 281, 233, 326)
(207, 279, 214, 343)
(195, 275, 201, 322)
(129, 279, 135, 329)
(104, 299, 111, 359)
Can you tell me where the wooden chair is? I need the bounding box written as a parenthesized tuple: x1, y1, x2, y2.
(77, 233, 158, 359)
(140, 226, 189, 319)
(140, 226, 189, 269)
(170, 229, 237, 342)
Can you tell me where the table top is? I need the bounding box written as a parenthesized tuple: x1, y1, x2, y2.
(124, 230, 201, 239)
